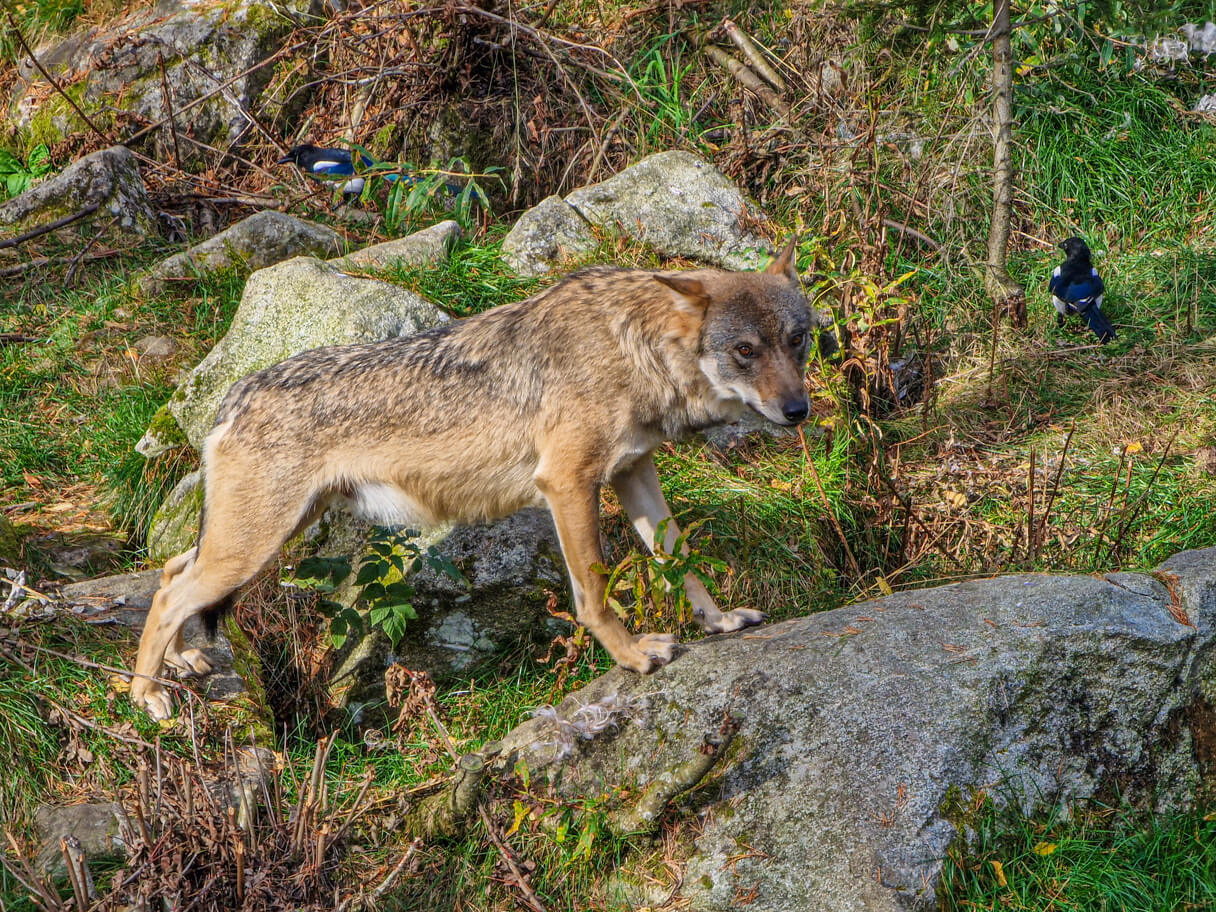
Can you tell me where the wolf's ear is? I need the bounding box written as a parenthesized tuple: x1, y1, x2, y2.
(764, 237, 800, 282)
(654, 274, 709, 314)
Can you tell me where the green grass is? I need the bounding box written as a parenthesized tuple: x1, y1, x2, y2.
(380, 235, 546, 317)
(942, 798, 1216, 911)
(0, 614, 198, 834)
(0, 259, 244, 553)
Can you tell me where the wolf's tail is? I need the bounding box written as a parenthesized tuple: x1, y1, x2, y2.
(1084, 306, 1116, 343)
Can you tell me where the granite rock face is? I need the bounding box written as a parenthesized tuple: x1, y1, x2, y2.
(502, 151, 771, 275)
(499, 549, 1216, 911)
(12, 0, 310, 165)
(136, 255, 449, 454)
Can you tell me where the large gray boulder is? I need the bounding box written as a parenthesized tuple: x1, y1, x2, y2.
(0, 146, 155, 242)
(498, 548, 1216, 911)
(136, 212, 345, 295)
(12, 0, 307, 164)
(502, 151, 771, 275)
(136, 256, 449, 455)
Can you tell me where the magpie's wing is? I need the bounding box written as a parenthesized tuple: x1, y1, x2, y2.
(1056, 269, 1104, 305)
(309, 149, 355, 177)
(1048, 265, 1063, 296)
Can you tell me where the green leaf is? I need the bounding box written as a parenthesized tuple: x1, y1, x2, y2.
(330, 614, 349, 649)
(573, 824, 596, 860)
(384, 580, 414, 601)
(355, 562, 382, 586)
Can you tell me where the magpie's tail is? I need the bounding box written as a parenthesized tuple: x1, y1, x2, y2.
(1084, 306, 1117, 344)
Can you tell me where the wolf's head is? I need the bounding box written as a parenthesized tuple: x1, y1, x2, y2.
(655, 240, 831, 426)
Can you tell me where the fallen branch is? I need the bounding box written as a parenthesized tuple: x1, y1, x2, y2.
(704, 45, 791, 118)
(882, 217, 941, 252)
(723, 19, 786, 91)
(609, 713, 740, 835)
(479, 803, 548, 912)
(1, 250, 119, 279)
(0, 203, 101, 251)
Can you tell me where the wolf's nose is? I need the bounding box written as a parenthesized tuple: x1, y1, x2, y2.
(783, 402, 809, 423)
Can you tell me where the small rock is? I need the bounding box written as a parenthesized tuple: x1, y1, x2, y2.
(501, 196, 596, 276)
(1196, 446, 1216, 475)
(0, 146, 156, 244)
(34, 802, 126, 879)
(136, 211, 344, 296)
(133, 335, 178, 359)
(333, 219, 461, 270)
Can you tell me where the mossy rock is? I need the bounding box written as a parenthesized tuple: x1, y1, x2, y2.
(151, 256, 449, 450)
(147, 471, 203, 563)
(0, 513, 23, 566)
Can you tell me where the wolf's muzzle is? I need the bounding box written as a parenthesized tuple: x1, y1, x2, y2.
(782, 400, 810, 423)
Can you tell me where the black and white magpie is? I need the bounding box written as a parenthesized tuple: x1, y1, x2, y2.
(276, 144, 410, 203)
(1048, 237, 1116, 343)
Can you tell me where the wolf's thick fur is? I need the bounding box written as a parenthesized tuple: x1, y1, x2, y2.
(130, 242, 825, 719)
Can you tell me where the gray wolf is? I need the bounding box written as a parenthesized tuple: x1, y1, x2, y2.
(130, 240, 831, 719)
(1050, 236, 1115, 343)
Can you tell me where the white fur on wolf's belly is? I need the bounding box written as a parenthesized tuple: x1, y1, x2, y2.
(338, 482, 435, 528)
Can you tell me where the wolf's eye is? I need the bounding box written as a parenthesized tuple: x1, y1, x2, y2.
(736, 344, 754, 358)
(790, 333, 805, 348)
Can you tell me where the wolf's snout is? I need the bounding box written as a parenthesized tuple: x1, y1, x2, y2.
(782, 400, 810, 423)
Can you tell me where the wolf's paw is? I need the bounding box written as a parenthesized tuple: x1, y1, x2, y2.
(130, 680, 174, 721)
(702, 608, 767, 634)
(166, 647, 213, 677)
(634, 633, 678, 671)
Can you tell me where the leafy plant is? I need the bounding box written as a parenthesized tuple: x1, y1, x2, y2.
(289, 527, 468, 649)
(342, 144, 500, 233)
(595, 518, 727, 627)
(0, 144, 52, 198)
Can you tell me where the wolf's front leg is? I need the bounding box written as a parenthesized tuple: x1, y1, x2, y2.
(536, 465, 677, 673)
(612, 455, 765, 635)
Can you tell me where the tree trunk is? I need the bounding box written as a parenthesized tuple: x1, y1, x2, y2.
(984, 0, 1027, 327)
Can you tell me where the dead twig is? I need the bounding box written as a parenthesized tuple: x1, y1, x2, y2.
(158, 51, 184, 170)
(799, 427, 863, 579)
(723, 19, 786, 91)
(65, 216, 119, 286)
(704, 45, 791, 118)
(0, 203, 101, 251)
(8, 14, 111, 142)
(1034, 419, 1076, 557)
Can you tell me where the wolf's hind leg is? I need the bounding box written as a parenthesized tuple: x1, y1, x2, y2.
(131, 457, 318, 718)
(164, 625, 214, 676)
(537, 464, 676, 673)
(131, 559, 246, 720)
(612, 455, 765, 635)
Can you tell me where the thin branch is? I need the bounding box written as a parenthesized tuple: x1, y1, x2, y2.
(8, 14, 112, 142)
(0, 203, 101, 251)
